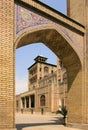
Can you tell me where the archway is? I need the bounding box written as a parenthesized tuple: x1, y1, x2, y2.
(15, 28, 82, 123)
(0, 1, 87, 129)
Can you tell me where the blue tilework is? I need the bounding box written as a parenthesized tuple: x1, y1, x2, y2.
(15, 4, 52, 35)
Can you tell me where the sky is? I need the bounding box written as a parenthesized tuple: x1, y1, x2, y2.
(16, 0, 67, 95)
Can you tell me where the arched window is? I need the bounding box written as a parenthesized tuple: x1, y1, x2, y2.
(44, 66, 49, 73)
(40, 95, 45, 106)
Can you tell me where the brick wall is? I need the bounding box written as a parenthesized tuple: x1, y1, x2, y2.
(0, 0, 16, 129)
(67, 0, 85, 25)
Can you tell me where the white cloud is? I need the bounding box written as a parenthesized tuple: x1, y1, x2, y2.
(16, 78, 28, 95)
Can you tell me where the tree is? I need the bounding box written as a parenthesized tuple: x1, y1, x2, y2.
(56, 106, 67, 125)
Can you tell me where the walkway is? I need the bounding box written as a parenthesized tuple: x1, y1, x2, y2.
(15, 113, 87, 130)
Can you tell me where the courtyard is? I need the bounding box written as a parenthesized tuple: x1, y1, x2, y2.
(16, 113, 87, 130)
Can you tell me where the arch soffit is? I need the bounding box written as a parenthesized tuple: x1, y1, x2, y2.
(15, 24, 82, 65)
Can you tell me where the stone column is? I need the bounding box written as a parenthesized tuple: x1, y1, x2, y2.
(29, 96, 31, 108)
(0, 0, 16, 130)
(21, 98, 23, 109)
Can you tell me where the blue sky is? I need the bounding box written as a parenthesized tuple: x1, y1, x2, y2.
(39, 0, 67, 13)
(16, 0, 67, 95)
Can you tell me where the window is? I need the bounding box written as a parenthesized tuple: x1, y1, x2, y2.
(48, 80, 52, 84)
(58, 79, 63, 86)
(40, 95, 45, 106)
(40, 68, 42, 71)
(51, 70, 53, 73)
(44, 66, 49, 73)
(40, 77, 42, 79)
(33, 86, 35, 89)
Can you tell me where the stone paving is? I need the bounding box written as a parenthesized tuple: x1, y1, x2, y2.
(15, 113, 86, 130)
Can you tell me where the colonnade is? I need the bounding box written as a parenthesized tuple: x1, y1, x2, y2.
(20, 95, 35, 110)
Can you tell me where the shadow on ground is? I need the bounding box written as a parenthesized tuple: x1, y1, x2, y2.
(16, 117, 62, 130)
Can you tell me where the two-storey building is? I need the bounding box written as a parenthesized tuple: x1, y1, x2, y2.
(16, 55, 67, 114)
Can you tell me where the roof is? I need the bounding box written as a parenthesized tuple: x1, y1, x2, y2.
(34, 55, 47, 62)
(28, 61, 57, 70)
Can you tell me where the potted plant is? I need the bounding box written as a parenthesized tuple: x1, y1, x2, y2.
(56, 106, 67, 126)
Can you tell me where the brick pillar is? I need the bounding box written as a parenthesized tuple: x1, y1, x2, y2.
(61, 45, 86, 124)
(67, 68, 83, 123)
(0, 0, 16, 129)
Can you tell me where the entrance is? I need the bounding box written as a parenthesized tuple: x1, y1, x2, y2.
(0, 0, 87, 129)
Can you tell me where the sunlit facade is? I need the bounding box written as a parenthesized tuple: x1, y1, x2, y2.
(16, 55, 67, 114)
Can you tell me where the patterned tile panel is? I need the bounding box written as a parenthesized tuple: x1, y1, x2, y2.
(15, 4, 52, 36)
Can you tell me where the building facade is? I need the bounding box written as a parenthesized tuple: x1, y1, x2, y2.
(16, 55, 67, 114)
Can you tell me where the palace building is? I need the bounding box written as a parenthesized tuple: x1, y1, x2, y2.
(16, 55, 67, 114)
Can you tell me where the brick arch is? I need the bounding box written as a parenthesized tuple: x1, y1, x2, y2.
(0, 1, 87, 129)
(14, 23, 83, 123)
(15, 26, 82, 65)
(15, 24, 82, 64)
(15, 26, 82, 90)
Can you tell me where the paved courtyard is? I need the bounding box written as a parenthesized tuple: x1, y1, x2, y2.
(15, 113, 86, 130)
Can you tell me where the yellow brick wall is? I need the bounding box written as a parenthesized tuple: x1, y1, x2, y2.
(0, 0, 16, 129)
(67, 0, 85, 25)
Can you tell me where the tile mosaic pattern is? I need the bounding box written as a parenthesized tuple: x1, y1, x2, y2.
(15, 4, 52, 35)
